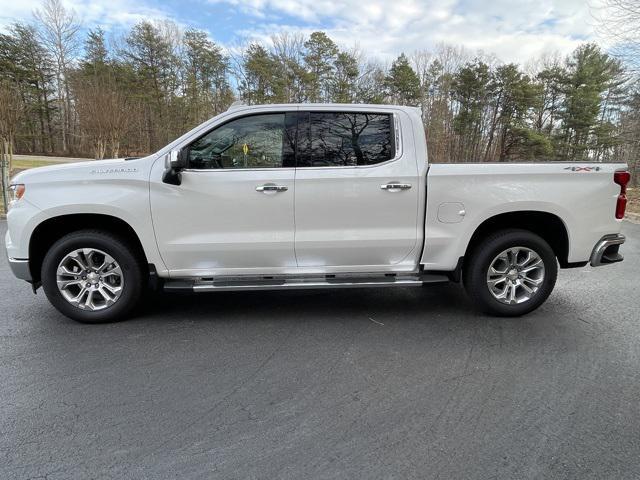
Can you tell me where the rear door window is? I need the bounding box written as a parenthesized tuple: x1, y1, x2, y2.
(297, 112, 394, 167)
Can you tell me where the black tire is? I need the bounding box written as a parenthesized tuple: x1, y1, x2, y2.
(463, 229, 558, 317)
(41, 230, 145, 323)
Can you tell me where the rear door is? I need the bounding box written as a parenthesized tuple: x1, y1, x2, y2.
(293, 110, 420, 271)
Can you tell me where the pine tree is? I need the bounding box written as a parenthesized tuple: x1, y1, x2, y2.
(560, 44, 625, 160)
(184, 29, 233, 125)
(0, 23, 55, 153)
(385, 53, 421, 105)
(303, 32, 338, 102)
(80, 28, 109, 78)
(451, 60, 491, 161)
(122, 21, 178, 150)
(240, 44, 282, 104)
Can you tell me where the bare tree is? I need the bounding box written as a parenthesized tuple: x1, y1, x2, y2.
(74, 80, 130, 159)
(595, 0, 640, 74)
(617, 92, 640, 185)
(0, 81, 23, 212)
(412, 49, 433, 122)
(34, 0, 81, 153)
(271, 32, 307, 102)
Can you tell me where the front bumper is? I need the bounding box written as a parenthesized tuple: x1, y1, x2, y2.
(590, 234, 625, 267)
(8, 257, 32, 281)
(5, 228, 32, 281)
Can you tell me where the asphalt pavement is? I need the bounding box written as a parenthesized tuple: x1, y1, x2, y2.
(1, 220, 639, 479)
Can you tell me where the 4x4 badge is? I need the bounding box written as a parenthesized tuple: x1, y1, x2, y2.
(564, 166, 601, 172)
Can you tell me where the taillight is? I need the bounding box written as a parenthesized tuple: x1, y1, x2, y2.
(614, 170, 630, 219)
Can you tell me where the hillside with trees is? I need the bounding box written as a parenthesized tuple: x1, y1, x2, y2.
(0, 0, 638, 184)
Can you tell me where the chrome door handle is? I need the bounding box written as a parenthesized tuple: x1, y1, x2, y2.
(381, 183, 412, 190)
(256, 184, 288, 192)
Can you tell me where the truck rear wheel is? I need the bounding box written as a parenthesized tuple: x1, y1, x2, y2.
(463, 229, 558, 317)
(41, 230, 145, 323)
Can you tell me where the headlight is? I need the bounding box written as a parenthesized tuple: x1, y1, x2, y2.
(8, 184, 25, 204)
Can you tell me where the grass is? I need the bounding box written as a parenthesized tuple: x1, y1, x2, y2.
(12, 159, 61, 169)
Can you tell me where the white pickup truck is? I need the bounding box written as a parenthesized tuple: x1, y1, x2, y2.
(4, 104, 629, 323)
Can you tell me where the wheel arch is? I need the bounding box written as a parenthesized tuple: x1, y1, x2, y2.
(464, 211, 571, 268)
(29, 213, 149, 283)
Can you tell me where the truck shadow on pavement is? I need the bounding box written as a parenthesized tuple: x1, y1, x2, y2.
(138, 283, 492, 325)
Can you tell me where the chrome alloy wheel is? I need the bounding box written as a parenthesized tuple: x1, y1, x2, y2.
(486, 246, 545, 305)
(56, 248, 124, 311)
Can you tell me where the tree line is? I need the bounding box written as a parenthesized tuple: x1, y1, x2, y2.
(0, 0, 638, 182)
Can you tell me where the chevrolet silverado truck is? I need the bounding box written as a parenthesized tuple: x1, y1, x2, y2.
(4, 104, 629, 323)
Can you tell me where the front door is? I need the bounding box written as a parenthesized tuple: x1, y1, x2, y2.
(150, 112, 297, 277)
(294, 111, 420, 271)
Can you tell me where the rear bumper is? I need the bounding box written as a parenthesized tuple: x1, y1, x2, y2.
(590, 234, 625, 267)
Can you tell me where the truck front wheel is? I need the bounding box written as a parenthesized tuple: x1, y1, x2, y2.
(463, 229, 558, 317)
(41, 230, 145, 323)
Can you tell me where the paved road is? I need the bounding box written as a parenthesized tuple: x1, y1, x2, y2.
(2, 221, 640, 479)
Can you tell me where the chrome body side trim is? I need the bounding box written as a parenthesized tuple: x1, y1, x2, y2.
(191, 278, 425, 292)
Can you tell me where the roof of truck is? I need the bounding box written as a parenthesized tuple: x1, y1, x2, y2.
(226, 101, 420, 113)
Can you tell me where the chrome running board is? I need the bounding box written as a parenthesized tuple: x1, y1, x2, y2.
(163, 273, 449, 293)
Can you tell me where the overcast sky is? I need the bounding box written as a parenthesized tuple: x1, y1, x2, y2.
(0, 0, 607, 64)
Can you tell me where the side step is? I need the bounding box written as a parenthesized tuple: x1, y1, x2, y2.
(163, 273, 449, 293)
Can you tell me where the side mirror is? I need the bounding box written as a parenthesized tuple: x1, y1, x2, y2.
(163, 147, 188, 185)
(170, 148, 189, 169)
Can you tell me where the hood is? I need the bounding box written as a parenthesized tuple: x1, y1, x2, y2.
(10, 157, 145, 184)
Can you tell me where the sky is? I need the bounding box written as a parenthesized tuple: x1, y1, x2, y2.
(0, 0, 607, 65)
